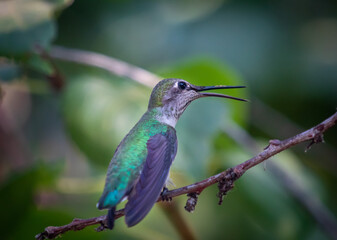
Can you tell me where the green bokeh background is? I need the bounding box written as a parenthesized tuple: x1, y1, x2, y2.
(0, 0, 336, 239)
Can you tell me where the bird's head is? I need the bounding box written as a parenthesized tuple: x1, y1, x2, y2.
(148, 78, 247, 120)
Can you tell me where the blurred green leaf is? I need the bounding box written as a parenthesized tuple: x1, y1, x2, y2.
(157, 58, 248, 178)
(0, 0, 72, 55)
(12, 209, 72, 240)
(61, 76, 150, 167)
(157, 58, 248, 124)
(0, 170, 35, 239)
(27, 54, 54, 76)
(0, 62, 22, 81)
(0, 163, 62, 239)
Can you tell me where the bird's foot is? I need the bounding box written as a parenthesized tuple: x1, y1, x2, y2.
(106, 207, 116, 230)
(161, 187, 172, 201)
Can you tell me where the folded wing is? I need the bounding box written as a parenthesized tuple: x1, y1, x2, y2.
(124, 128, 177, 227)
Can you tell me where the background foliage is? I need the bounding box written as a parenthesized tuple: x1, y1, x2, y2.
(0, 0, 336, 239)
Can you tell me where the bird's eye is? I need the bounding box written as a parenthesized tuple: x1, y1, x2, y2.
(178, 81, 187, 90)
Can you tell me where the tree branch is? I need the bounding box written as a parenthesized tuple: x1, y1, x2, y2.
(34, 45, 65, 91)
(35, 111, 337, 240)
(34, 45, 160, 88)
(222, 119, 337, 239)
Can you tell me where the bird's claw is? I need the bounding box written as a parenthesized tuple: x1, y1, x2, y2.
(161, 187, 172, 201)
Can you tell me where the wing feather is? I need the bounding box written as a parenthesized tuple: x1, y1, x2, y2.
(124, 128, 177, 227)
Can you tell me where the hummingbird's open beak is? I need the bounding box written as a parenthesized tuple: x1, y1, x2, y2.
(192, 85, 248, 102)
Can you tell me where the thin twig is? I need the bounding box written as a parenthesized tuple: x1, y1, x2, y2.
(251, 98, 337, 176)
(34, 45, 160, 88)
(223, 119, 337, 240)
(35, 111, 337, 240)
(35, 45, 65, 91)
(159, 202, 196, 240)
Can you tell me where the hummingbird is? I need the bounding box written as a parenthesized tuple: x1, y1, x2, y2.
(97, 78, 246, 229)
